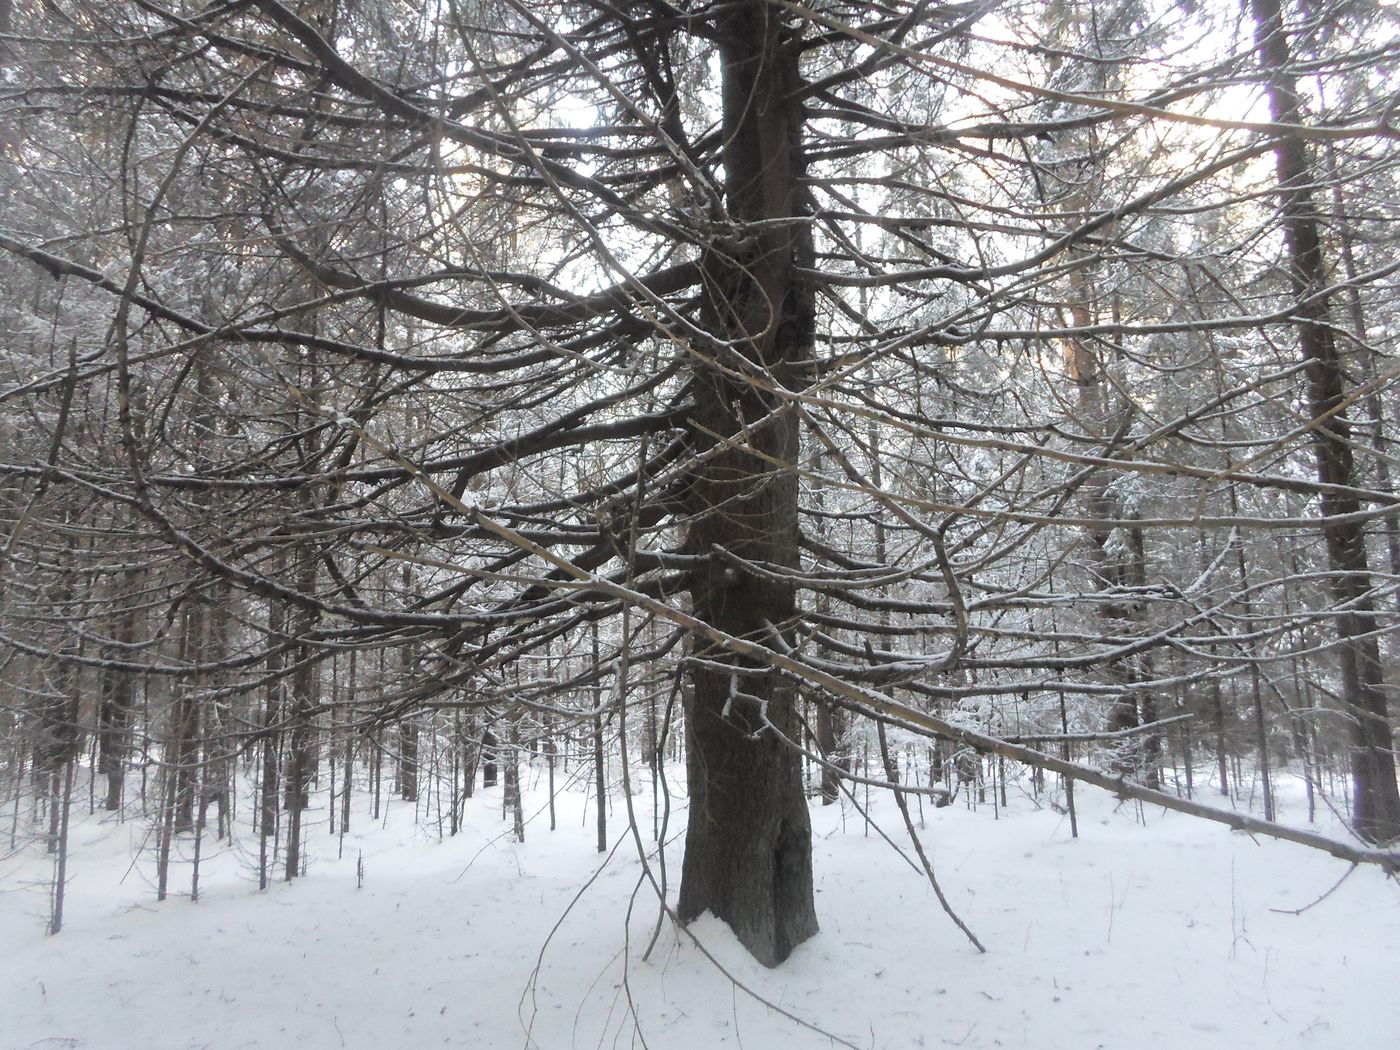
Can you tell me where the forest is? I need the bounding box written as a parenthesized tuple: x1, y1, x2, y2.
(2, 0, 1399, 1044)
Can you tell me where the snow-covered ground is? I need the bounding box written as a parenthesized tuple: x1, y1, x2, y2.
(2, 766, 1396, 1050)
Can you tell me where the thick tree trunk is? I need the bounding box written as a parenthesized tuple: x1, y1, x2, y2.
(677, 1, 818, 967)
(1251, 0, 1400, 842)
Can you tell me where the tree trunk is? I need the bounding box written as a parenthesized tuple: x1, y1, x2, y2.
(506, 721, 524, 843)
(480, 727, 498, 788)
(590, 621, 605, 851)
(1250, 0, 1400, 841)
(258, 581, 285, 891)
(1060, 188, 1156, 780)
(676, 1, 818, 967)
(98, 587, 139, 811)
(397, 716, 419, 803)
(813, 700, 845, 805)
(169, 602, 202, 835)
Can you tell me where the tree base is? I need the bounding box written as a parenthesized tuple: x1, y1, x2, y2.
(677, 683, 818, 967)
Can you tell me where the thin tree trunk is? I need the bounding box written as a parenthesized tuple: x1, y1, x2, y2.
(49, 755, 74, 934)
(507, 722, 524, 843)
(283, 555, 319, 882)
(1227, 486, 1274, 822)
(259, 585, 285, 891)
(341, 649, 355, 840)
(169, 600, 204, 836)
(98, 581, 140, 812)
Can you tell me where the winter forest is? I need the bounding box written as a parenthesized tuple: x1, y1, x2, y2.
(2, 0, 1399, 1046)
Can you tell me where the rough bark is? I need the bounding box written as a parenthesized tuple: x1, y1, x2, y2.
(1251, 0, 1400, 842)
(676, 1, 818, 967)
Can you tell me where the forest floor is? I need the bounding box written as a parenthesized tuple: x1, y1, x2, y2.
(1, 762, 1396, 1050)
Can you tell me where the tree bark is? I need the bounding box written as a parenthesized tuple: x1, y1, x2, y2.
(98, 582, 140, 811)
(1250, 0, 1400, 842)
(677, 1, 818, 967)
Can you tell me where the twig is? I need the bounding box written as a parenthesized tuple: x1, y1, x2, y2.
(877, 718, 985, 952)
(1268, 862, 1358, 916)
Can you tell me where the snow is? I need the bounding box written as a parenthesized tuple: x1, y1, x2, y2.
(2, 769, 1396, 1050)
